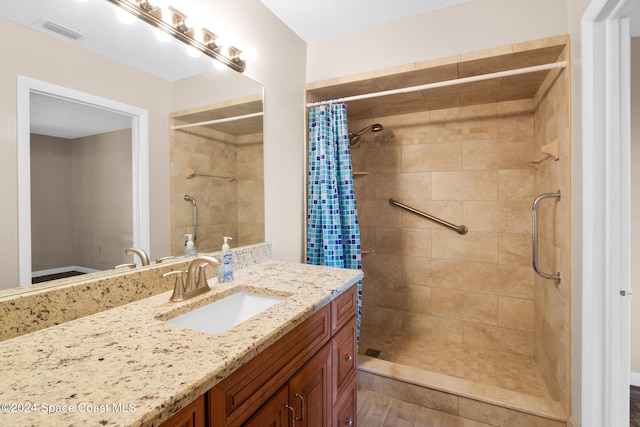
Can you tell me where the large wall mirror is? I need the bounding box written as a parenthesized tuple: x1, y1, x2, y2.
(0, 0, 263, 294)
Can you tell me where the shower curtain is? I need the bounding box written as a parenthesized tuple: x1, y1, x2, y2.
(306, 103, 363, 343)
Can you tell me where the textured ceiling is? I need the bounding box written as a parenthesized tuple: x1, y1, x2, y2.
(260, 0, 472, 43)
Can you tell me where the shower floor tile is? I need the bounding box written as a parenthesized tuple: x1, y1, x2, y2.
(359, 329, 551, 398)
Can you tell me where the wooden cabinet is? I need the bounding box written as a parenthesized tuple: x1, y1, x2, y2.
(162, 284, 357, 427)
(244, 387, 289, 427)
(287, 343, 332, 427)
(161, 394, 206, 427)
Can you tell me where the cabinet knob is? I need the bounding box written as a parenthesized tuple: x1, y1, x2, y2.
(345, 354, 353, 362)
(345, 418, 354, 426)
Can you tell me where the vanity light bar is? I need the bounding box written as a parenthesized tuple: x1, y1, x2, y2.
(106, 0, 246, 72)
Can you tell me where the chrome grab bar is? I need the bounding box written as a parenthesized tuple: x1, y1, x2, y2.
(184, 194, 197, 243)
(389, 198, 468, 235)
(532, 190, 561, 282)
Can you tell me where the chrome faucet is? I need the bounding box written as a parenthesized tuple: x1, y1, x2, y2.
(125, 247, 150, 266)
(163, 256, 220, 302)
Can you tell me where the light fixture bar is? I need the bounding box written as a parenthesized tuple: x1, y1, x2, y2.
(106, 0, 246, 72)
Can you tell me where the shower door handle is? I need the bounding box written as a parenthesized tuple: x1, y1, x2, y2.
(532, 190, 561, 282)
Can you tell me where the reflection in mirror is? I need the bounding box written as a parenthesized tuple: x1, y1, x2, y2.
(30, 92, 135, 283)
(0, 0, 263, 296)
(18, 77, 150, 287)
(170, 94, 264, 255)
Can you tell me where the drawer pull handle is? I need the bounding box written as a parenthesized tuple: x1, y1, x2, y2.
(345, 354, 353, 362)
(286, 404, 296, 427)
(345, 418, 354, 426)
(295, 393, 304, 421)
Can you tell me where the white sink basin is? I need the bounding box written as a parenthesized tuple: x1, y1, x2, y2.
(167, 292, 285, 335)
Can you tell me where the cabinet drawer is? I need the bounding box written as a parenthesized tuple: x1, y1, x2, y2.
(332, 315, 357, 402)
(331, 284, 357, 335)
(333, 371, 357, 427)
(210, 305, 330, 426)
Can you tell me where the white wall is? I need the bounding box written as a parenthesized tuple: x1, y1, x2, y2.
(630, 37, 640, 379)
(307, 0, 569, 83)
(185, 0, 308, 263)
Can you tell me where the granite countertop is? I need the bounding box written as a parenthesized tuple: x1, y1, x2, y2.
(0, 260, 363, 426)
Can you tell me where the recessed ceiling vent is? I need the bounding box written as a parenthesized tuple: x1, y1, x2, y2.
(36, 18, 84, 41)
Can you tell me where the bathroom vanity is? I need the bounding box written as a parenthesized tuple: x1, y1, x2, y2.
(0, 258, 362, 426)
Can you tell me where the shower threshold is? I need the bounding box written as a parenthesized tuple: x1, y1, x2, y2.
(357, 332, 567, 424)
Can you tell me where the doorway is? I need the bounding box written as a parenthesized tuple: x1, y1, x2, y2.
(16, 76, 150, 285)
(581, 0, 640, 425)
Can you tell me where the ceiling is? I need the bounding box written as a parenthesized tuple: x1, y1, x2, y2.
(0, 0, 248, 139)
(259, 0, 472, 43)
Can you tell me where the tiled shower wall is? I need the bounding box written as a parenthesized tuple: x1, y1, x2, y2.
(353, 99, 538, 358)
(532, 46, 571, 410)
(353, 53, 571, 408)
(169, 128, 264, 255)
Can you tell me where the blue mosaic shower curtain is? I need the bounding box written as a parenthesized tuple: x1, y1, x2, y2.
(306, 103, 363, 344)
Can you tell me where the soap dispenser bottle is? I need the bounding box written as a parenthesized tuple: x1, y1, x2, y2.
(218, 236, 234, 282)
(184, 234, 197, 257)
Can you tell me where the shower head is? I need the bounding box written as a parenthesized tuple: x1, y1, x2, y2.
(349, 123, 384, 145)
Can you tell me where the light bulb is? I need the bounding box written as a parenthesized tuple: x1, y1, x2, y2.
(186, 45, 202, 58)
(116, 8, 137, 25)
(154, 28, 171, 42)
(213, 60, 226, 70)
(148, 0, 170, 8)
(239, 48, 257, 62)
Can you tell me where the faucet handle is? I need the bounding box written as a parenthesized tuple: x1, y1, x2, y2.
(115, 263, 136, 269)
(164, 270, 186, 302)
(155, 256, 174, 264)
(196, 264, 211, 291)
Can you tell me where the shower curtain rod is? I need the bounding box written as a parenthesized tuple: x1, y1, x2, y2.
(171, 111, 264, 130)
(306, 60, 567, 107)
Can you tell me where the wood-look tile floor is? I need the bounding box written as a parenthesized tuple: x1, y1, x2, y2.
(357, 388, 492, 427)
(631, 386, 640, 426)
(358, 330, 550, 398)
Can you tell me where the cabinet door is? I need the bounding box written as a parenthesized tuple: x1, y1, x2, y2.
(332, 316, 357, 402)
(287, 343, 331, 427)
(160, 395, 205, 427)
(244, 387, 290, 427)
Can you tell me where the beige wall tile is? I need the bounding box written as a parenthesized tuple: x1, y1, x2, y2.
(463, 138, 534, 171)
(498, 169, 535, 200)
(403, 256, 464, 289)
(374, 172, 432, 201)
(401, 312, 464, 343)
(464, 322, 534, 356)
(402, 142, 463, 172)
(458, 397, 565, 427)
(375, 227, 432, 257)
(498, 297, 534, 331)
(463, 262, 534, 299)
(498, 232, 531, 266)
(431, 288, 498, 325)
(463, 201, 531, 233)
(432, 171, 497, 200)
(432, 231, 499, 263)
(375, 283, 431, 315)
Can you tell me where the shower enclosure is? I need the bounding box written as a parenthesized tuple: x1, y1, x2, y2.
(306, 35, 571, 425)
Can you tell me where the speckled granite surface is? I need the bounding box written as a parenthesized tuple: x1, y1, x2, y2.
(0, 243, 273, 341)
(0, 260, 363, 426)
